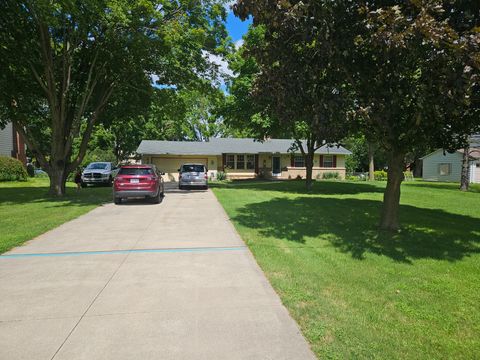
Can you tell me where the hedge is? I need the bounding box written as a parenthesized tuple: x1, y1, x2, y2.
(0, 156, 28, 181)
(374, 170, 388, 181)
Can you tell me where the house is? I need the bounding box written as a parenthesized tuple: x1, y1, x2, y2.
(421, 148, 480, 183)
(137, 138, 351, 182)
(0, 122, 26, 164)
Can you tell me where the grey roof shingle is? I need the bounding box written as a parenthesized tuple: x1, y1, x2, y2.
(137, 138, 351, 156)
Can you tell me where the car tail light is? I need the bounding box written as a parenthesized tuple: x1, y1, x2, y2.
(204, 173, 208, 179)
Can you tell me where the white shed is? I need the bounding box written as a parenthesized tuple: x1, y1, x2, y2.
(421, 149, 480, 183)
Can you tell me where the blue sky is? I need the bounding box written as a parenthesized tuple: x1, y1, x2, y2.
(226, 10, 251, 43)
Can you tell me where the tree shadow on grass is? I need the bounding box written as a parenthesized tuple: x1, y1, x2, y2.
(232, 196, 480, 263)
(404, 182, 480, 194)
(0, 185, 112, 207)
(212, 179, 385, 195)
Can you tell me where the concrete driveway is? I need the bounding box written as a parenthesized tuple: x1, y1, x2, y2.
(0, 184, 315, 360)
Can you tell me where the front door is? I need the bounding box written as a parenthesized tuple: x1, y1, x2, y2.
(272, 156, 281, 176)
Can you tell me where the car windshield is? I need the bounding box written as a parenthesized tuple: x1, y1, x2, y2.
(119, 168, 154, 175)
(86, 163, 108, 170)
(181, 165, 205, 173)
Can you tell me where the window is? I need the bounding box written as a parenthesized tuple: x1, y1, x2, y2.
(438, 163, 451, 176)
(323, 155, 334, 168)
(181, 165, 205, 173)
(225, 154, 256, 170)
(246, 155, 255, 170)
(119, 167, 154, 175)
(236, 155, 245, 169)
(86, 162, 108, 170)
(294, 156, 305, 167)
(226, 155, 235, 169)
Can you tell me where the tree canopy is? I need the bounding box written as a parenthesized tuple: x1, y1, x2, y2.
(233, 0, 480, 230)
(231, 2, 356, 189)
(0, 0, 230, 195)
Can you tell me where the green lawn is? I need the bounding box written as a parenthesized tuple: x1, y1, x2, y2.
(0, 178, 111, 253)
(212, 180, 480, 359)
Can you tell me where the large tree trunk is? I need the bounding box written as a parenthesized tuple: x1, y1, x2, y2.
(368, 143, 375, 181)
(48, 162, 68, 196)
(305, 153, 314, 191)
(412, 158, 422, 178)
(380, 153, 405, 231)
(460, 146, 470, 192)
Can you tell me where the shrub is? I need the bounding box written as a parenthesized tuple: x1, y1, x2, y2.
(346, 175, 361, 181)
(322, 171, 340, 180)
(374, 170, 388, 181)
(0, 156, 28, 181)
(296, 174, 303, 180)
(216, 171, 227, 181)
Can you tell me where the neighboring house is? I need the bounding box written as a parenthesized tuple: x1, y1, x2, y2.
(421, 148, 480, 183)
(137, 138, 351, 182)
(0, 122, 26, 164)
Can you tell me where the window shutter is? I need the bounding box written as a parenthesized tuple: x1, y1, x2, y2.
(333, 155, 337, 168)
(290, 154, 294, 167)
(255, 154, 259, 174)
(222, 154, 226, 170)
(320, 155, 324, 167)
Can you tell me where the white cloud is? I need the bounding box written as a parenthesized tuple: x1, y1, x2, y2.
(203, 51, 234, 78)
(234, 39, 244, 49)
(224, 1, 236, 11)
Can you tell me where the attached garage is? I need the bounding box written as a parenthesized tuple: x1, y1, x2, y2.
(151, 156, 209, 182)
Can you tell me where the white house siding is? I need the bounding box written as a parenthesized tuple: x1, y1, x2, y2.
(474, 162, 480, 183)
(0, 122, 13, 157)
(422, 150, 463, 182)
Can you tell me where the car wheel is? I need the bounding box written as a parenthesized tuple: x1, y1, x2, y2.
(178, 185, 183, 190)
(114, 197, 122, 205)
(151, 191, 161, 204)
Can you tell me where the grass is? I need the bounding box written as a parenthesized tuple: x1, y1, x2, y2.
(211, 180, 480, 359)
(0, 178, 111, 253)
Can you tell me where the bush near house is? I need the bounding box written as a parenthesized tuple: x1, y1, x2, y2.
(322, 171, 340, 180)
(216, 171, 227, 181)
(0, 156, 28, 181)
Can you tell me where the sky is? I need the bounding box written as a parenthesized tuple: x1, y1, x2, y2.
(200, 8, 251, 89)
(226, 10, 251, 46)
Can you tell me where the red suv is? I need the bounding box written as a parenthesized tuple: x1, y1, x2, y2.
(113, 165, 164, 204)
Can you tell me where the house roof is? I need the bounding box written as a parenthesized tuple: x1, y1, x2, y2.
(421, 148, 480, 160)
(137, 138, 352, 156)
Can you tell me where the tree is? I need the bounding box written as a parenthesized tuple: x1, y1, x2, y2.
(460, 134, 480, 191)
(0, 0, 229, 195)
(176, 88, 228, 141)
(343, 135, 388, 175)
(233, 1, 355, 190)
(351, 1, 480, 230)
